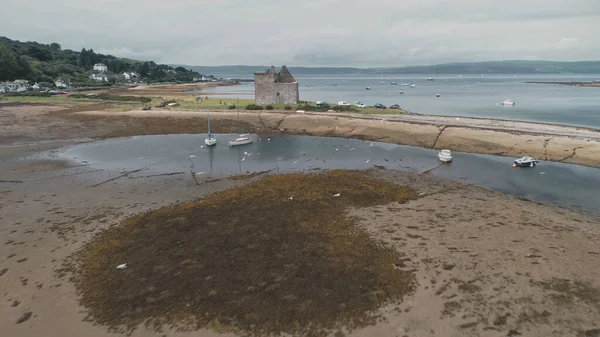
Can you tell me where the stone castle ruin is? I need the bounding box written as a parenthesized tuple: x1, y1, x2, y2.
(254, 65, 299, 105)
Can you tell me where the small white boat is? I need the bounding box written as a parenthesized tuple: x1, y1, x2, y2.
(390, 81, 398, 85)
(427, 77, 434, 81)
(410, 84, 416, 88)
(332, 83, 338, 86)
(228, 137, 252, 147)
(228, 110, 252, 147)
(399, 90, 404, 94)
(438, 149, 452, 162)
(513, 156, 538, 167)
(502, 99, 515, 106)
(366, 86, 371, 90)
(205, 137, 217, 146)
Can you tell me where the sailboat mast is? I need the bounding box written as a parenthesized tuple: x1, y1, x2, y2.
(207, 111, 211, 135)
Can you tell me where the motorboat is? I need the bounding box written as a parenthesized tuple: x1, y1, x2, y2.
(332, 83, 338, 86)
(399, 90, 404, 94)
(513, 156, 538, 167)
(228, 137, 252, 147)
(390, 81, 398, 85)
(410, 84, 416, 88)
(204, 111, 217, 147)
(427, 77, 434, 81)
(228, 111, 253, 147)
(502, 99, 515, 106)
(438, 149, 452, 162)
(366, 86, 371, 90)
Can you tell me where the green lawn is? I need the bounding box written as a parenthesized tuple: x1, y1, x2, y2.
(2, 94, 403, 115)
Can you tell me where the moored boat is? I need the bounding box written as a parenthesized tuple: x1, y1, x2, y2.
(438, 149, 452, 162)
(204, 111, 217, 147)
(513, 156, 538, 167)
(228, 137, 252, 147)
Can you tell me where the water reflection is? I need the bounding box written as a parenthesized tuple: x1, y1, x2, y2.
(58, 134, 600, 216)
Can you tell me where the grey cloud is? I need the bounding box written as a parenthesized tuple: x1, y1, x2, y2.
(0, 0, 599, 67)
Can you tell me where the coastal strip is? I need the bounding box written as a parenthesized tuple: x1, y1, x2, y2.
(74, 109, 600, 168)
(525, 81, 600, 87)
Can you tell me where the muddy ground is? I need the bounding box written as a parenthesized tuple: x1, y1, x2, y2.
(1, 150, 599, 337)
(1, 99, 600, 337)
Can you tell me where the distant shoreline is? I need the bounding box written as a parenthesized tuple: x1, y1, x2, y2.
(525, 81, 600, 87)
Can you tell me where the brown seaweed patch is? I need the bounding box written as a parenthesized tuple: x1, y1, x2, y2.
(68, 170, 417, 336)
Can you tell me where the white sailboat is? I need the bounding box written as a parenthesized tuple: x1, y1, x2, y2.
(204, 111, 217, 146)
(228, 110, 253, 147)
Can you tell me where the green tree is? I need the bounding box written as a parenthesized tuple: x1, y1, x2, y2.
(15, 55, 33, 79)
(0, 43, 18, 80)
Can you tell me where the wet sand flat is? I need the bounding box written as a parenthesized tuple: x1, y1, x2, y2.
(77, 109, 600, 168)
(1, 156, 599, 337)
(2, 102, 600, 168)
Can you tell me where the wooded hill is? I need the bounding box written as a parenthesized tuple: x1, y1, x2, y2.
(0, 36, 204, 87)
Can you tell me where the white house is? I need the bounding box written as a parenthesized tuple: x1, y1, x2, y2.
(55, 78, 69, 88)
(93, 63, 108, 72)
(89, 73, 109, 82)
(120, 72, 139, 81)
(0, 84, 5, 94)
(4, 83, 27, 92)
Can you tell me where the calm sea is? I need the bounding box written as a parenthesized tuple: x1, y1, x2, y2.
(200, 74, 600, 129)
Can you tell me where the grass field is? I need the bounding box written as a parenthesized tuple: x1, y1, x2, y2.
(2, 94, 404, 115)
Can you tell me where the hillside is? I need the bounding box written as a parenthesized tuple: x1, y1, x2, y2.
(180, 60, 600, 78)
(0, 37, 203, 87)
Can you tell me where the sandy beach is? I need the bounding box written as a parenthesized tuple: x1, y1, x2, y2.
(1, 98, 600, 337)
(1, 102, 600, 168)
(1, 151, 599, 337)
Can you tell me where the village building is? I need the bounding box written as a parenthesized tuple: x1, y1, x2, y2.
(254, 65, 299, 105)
(89, 73, 109, 82)
(54, 78, 69, 88)
(4, 83, 27, 92)
(93, 63, 108, 72)
(121, 72, 139, 80)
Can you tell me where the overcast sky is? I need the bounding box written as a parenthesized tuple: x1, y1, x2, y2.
(1, 0, 600, 67)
